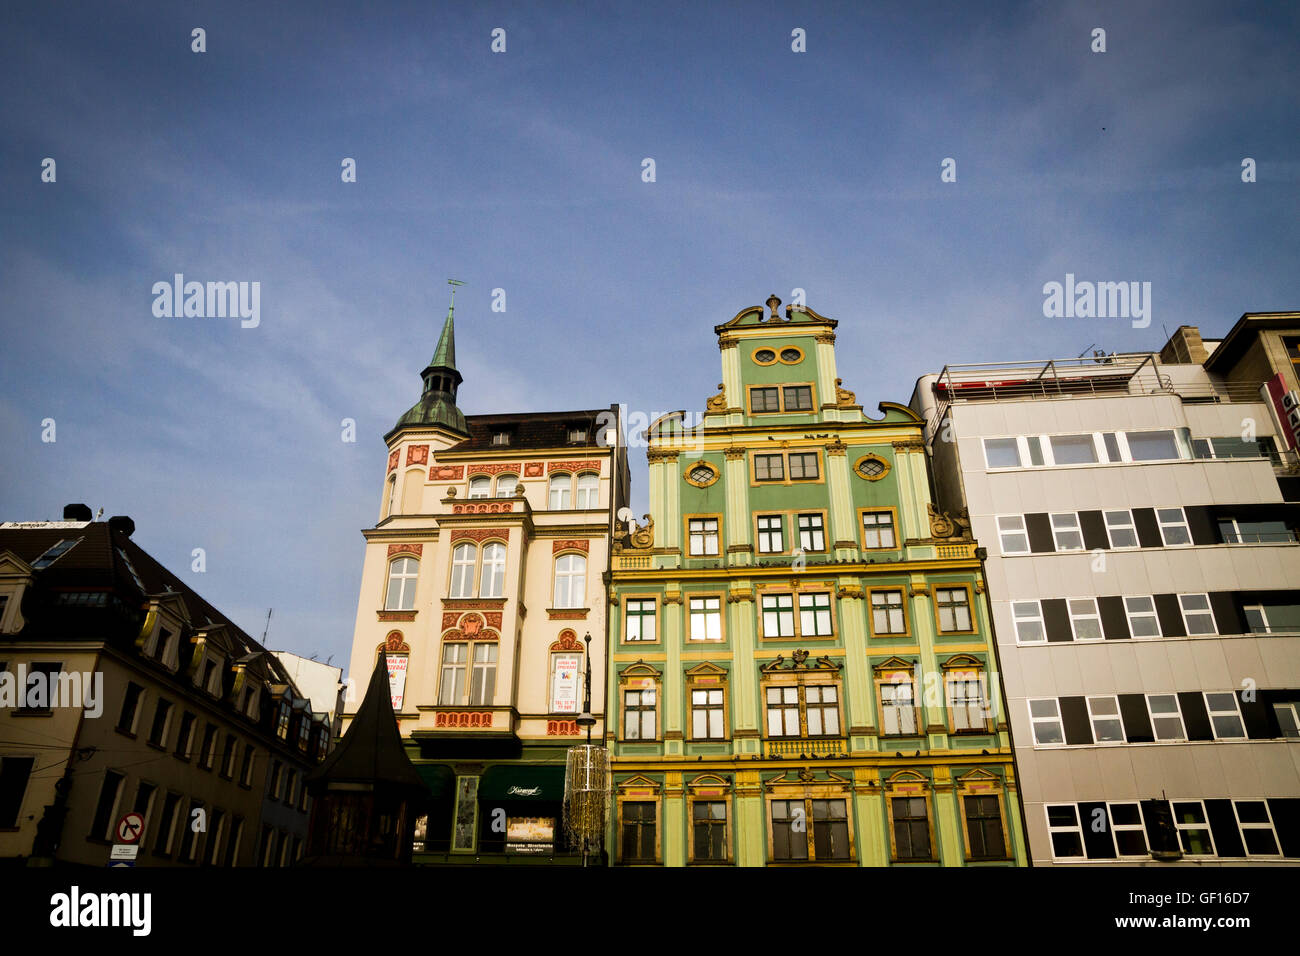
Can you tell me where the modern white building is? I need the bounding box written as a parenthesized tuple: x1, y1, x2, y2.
(271, 651, 345, 737)
(911, 314, 1300, 866)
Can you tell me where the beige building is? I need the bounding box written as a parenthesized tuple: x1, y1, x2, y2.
(342, 300, 628, 862)
(0, 508, 331, 869)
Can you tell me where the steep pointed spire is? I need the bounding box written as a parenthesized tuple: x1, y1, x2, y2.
(385, 281, 469, 439)
(429, 287, 458, 370)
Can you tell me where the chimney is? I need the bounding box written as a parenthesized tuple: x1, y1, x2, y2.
(1159, 326, 1209, 365)
(63, 503, 92, 521)
(108, 515, 135, 538)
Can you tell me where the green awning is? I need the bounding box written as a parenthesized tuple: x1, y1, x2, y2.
(477, 765, 566, 803)
(415, 763, 455, 800)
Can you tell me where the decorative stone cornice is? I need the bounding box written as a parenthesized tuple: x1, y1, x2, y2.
(466, 462, 521, 477)
(387, 543, 424, 557)
(548, 459, 602, 474)
(825, 439, 848, 456)
(553, 538, 590, 554)
(892, 439, 926, 453)
(723, 446, 747, 460)
(451, 527, 511, 542)
(377, 610, 416, 622)
(836, 585, 864, 600)
(814, 333, 836, 345)
(646, 448, 680, 463)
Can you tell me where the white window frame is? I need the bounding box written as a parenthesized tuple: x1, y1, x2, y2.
(1047, 433, 1101, 466)
(385, 557, 419, 610)
(1273, 701, 1300, 738)
(1243, 604, 1269, 634)
(438, 643, 467, 706)
(553, 553, 587, 608)
(761, 594, 795, 638)
(797, 513, 825, 552)
(983, 437, 1021, 469)
(1106, 802, 1149, 858)
(1045, 804, 1085, 859)
(624, 599, 656, 642)
(1170, 799, 1215, 856)
(798, 592, 833, 637)
(1177, 593, 1217, 635)
(1050, 512, 1084, 551)
(1103, 509, 1139, 549)
(1067, 597, 1103, 642)
(449, 544, 476, 599)
(996, 515, 1029, 555)
(1232, 800, 1282, 858)
(861, 511, 896, 549)
(548, 475, 572, 510)
(870, 590, 906, 635)
(688, 596, 722, 642)
(691, 687, 725, 740)
(1087, 695, 1125, 743)
(479, 543, 506, 598)
(1156, 507, 1192, 547)
(688, 518, 720, 556)
(879, 677, 917, 736)
(574, 472, 599, 509)
(494, 474, 518, 498)
(1011, 601, 1045, 644)
(1203, 692, 1246, 740)
(1146, 695, 1186, 741)
(469, 643, 497, 706)
(1028, 698, 1065, 746)
(467, 476, 491, 499)
(756, 515, 783, 554)
(1123, 595, 1162, 638)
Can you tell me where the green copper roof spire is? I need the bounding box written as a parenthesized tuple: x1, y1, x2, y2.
(385, 280, 469, 439)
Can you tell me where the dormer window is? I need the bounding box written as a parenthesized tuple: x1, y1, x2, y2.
(276, 701, 291, 740)
(568, 427, 588, 443)
(31, 538, 83, 570)
(492, 431, 510, 446)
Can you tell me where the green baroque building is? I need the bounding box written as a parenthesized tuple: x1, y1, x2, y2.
(604, 297, 1026, 866)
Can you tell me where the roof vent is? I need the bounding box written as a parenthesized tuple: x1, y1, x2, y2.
(63, 503, 92, 521)
(108, 515, 136, 538)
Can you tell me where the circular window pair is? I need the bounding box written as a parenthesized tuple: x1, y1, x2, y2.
(753, 346, 803, 365)
(684, 461, 720, 487)
(855, 455, 890, 481)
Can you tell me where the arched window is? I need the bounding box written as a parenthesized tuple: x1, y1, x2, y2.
(385, 474, 398, 517)
(450, 543, 476, 598)
(575, 473, 599, 509)
(495, 474, 518, 498)
(384, 557, 418, 610)
(468, 476, 490, 499)
(480, 543, 506, 598)
(548, 474, 571, 510)
(553, 553, 587, 608)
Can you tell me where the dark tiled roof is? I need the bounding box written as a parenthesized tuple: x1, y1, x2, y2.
(452, 407, 614, 453)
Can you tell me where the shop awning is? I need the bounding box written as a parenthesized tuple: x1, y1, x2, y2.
(477, 764, 566, 803)
(415, 763, 455, 801)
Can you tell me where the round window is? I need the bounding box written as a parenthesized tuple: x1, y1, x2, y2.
(780, 348, 802, 362)
(754, 349, 776, 363)
(857, 458, 886, 478)
(689, 465, 716, 484)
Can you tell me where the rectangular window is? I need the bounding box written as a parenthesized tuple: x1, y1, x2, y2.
(812, 799, 851, 860)
(798, 593, 833, 637)
(1108, 803, 1148, 857)
(1178, 594, 1217, 635)
(1067, 598, 1103, 641)
(178, 800, 203, 862)
(0, 756, 36, 828)
(621, 802, 656, 862)
(152, 792, 181, 856)
(771, 800, 808, 861)
(947, 672, 986, 732)
(1101, 432, 1122, 461)
(147, 699, 172, 747)
(1124, 596, 1161, 637)
(693, 801, 727, 861)
(892, 796, 931, 861)
(997, 515, 1029, 554)
(1025, 435, 1046, 466)
(1203, 692, 1245, 739)
(1012, 601, 1045, 643)
(862, 511, 897, 549)
(1147, 695, 1186, 741)
(90, 770, 125, 840)
(870, 590, 906, 634)
(754, 454, 784, 481)
(1050, 513, 1083, 551)
(239, 745, 255, 786)
(625, 599, 656, 642)
(1050, 434, 1098, 465)
(691, 689, 725, 740)
(1233, 801, 1281, 856)
(1156, 507, 1192, 546)
(117, 682, 144, 733)
(1104, 510, 1139, 548)
(1029, 698, 1064, 745)
(797, 514, 825, 551)
(880, 677, 917, 735)
(788, 453, 819, 480)
(689, 597, 722, 642)
(1046, 805, 1085, 858)
(761, 594, 795, 638)
(174, 712, 196, 759)
(1273, 702, 1300, 738)
(936, 587, 972, 632)
(220, 735, 237, 778)
(750, 387, 780, 412)
(199, 724, 218, 769)
(205, 809, 226, 865)
(688, 518, 719, 556)
(782, 385, 813, 411)
(1087, 696, 1125, 742)
(983, 437, 1021, 469)
(765, 686, 800, 736)
(469, 644, 497, 706)
(224, 818, 244, 867)
(963, 795, 1005, 860)
(1171, 801, 1214, 855)
(756, 515, 784, 553)
(805, 685, 840, 736)
(1126, 430, 1181, 462)
(439, 644, 467, 705)
(623, 689, 656, 740)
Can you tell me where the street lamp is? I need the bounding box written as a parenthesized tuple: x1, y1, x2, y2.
(563, 632, 609, 866)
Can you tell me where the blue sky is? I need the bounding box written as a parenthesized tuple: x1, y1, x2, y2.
(2, 0, 1297, 675)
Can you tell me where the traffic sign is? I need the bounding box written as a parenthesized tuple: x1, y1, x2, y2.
(116, 812, 145, 844)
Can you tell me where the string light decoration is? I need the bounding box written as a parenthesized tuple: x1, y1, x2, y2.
(562, 632, 610, 865)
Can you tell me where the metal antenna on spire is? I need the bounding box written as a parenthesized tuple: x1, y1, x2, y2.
(447, 278, 465, 310)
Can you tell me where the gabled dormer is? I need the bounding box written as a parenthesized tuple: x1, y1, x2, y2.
(0, 550, 34, 635)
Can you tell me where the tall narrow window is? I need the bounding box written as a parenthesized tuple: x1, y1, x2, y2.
(693, 802, 727, 861)
(892, 797, 931, 861)
(691, 689, 725, 739)
(799, 593, 833, 636)
(621, 802, 656, 862)
(479, 543, 506, 598)
(771, 800, 808, 861)
(623, 689, 656, 740)
(1087, 696, 1124, 742)
(449, 544, 476, 599)
(1171, 801, 1214, 855)
(117, 682, 144, 733)
(1178, 594, 1217, 635)
(1104, 510, 1138, 548)
(936, 588, 972, 632)
(385, 557, 419, 610)
(467, 476, 490, 499)
(439, 644, 467, 705)
(1156, 507, 1192, 546)
(553, 553, 587, 608)
(946, 671, 986, 731)
(871, 590, 906, 634)
(469, 644, 497, 706)
(0, 757, 35, 829)
(548, 475, 571, 510)
(805, 685, 839, 736)
(862, 511, 896, 548)
(689, 597, 722, 641)
(147, 699, 172, 747)
(574, 473, 599, 509)
(1012, 601, 1045, 643)
(880, 676, 917, 735)
(1124, 596, 1161, 637)
(1067, 598, 1103, 641)
(761, 594, 795, 637)
(756, 515, 784, 553)
(1203, 692, 1245, 739)
(797, 514, 825, 551)
(625, 599, 656, 642)
(494, 474, 517, 498)
(1050, 513, 1083, 550)
(812, 800, 851, 860)
(385, 474, 398, 517)
(1146, 695, 1186, 740)
(90, 770, 125, 840)
(1029, 699, 1064, 744)
(765, 686, 800, 736)
(963, 795, 1005, 860)
(688, 518, 719, 556)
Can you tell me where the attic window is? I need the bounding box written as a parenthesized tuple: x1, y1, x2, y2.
(492, 431, 511, 446)
(568, 427, 588, 443)
(31, 537, 83, 570)
(116, 548, 146, 591)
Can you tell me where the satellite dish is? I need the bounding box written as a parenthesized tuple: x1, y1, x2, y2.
(617, 507, 635, 524)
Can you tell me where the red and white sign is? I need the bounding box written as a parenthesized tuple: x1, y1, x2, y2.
(116, 812, 145, 845)
(551, 655, 580, 714)
(387, 654, 409, 711)
(1264, 374, 1300, 450)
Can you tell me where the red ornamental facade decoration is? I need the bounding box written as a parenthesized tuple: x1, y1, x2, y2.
(377, 611, 416, 622)
(450, 527, 510, 543)
(552, 538, 589, 554)
(550, 629, 583, 651)
(441, 610, 503, 631)
(382, 630, 410, 653)
(429, 464, 465, 480)
(387, 543, 424, 557)
(435, 711, 493, 729)
(523, 463, 544, 477)
(407, 444, 429, 466)
(451, 502, 513, 514)
(546, 720, 580, 736)
(547, 460, 601, 474)
(387, 449, 399, 473)
(466, 462, 520, 477)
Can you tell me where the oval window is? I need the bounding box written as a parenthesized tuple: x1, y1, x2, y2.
(689, 465, 716, 483)
(754, 349, 776, 363)
(857, 458, 886, 478)
(780, 348, 801, 362)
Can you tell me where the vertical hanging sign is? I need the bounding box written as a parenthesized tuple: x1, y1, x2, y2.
(387, 653, 409, 711)
(551, 655, 581, 713)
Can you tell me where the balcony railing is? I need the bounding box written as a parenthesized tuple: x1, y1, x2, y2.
(763, 736, 849, 758)
(613, 554, 652, 570)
